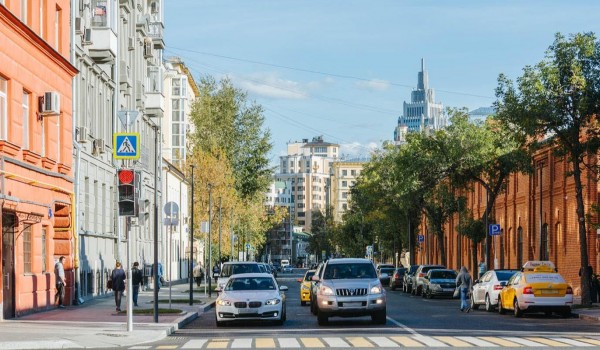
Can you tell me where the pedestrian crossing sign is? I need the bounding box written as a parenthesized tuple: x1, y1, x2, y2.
(113, 133, 140, 159)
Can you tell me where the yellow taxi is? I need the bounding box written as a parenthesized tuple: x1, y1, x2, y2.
(497, 261, 573, 318)
(297, 269, 316, 306)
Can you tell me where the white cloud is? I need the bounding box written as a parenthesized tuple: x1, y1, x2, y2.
(229, 72, 308, 100)
(339, 141, 378, 160)
(354, 79, 391, 91)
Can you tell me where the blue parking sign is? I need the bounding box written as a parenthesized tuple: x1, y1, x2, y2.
(418, 234, 425, 243)
(489, 224, 501, 236)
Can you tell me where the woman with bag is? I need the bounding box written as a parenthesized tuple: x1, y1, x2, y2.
(456, 266, 472, 313)
(111, 262, 126, 312)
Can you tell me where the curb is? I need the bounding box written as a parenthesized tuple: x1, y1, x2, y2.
(576, 313, 600, 322)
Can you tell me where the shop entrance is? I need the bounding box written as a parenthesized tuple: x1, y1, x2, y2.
(2, 212, 15, 319)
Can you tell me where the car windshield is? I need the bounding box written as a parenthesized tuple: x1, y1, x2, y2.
(324, 263, 377, 279)
(304, 271, 315, 281)
(225, 277, 276, 291)
(220, 264, 260, 278)
(380, 268, 395, 275)
(496, 270, 518, 281)
(430, 270, 457, 279)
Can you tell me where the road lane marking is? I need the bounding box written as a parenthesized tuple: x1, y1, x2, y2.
(300, 337, 325, 348)
(255, 338, 275, 348)
(455, 336, 499, 347)
(577, 338, 600, 346)
(231, 338, 252, 348)
(346, 337, 374, 347)
(322, 337, 349, 347)
(434, 336, 473, 347)
(480, 337, 522, 347)
(389, 336, 425, 347)
(181, 339, 208, 349)
(368, 336, 399, 347)
(502, 337, 546, 347)
(278, 338, 301, 348)
(526, 337, 571, 347)
(412, 335, 448, 347)
(550, 338, 594, 347)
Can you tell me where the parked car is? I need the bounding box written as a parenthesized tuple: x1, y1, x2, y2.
(297, 269, 316, 306)
(378, 267, 395, 286)
(272, 262, 281, 272)
(216, 262, 261, 291)
(215, 273, 287, 326)
(402, 265, 419, 293)
(310, 262, 325, 315)
(376, 263, 395, 272)
(421, 269, 458, 298)
(313, 258, 386, 325)
(411, 265, 445, 296)
(390, 267, 407, 291)
(471, 269, 519, 311)
(497, 261, 572, 318)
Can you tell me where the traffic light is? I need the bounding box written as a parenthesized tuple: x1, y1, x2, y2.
(118, 169, 137, 216)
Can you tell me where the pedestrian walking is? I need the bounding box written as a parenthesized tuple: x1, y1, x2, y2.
(153, 262, 163, 291)
(193, 263, 204, 287)
(131, 262, 143, 306)
(478, 258, 486, 279)
(111, 262, 126, 312)
(54, 256, 66, 308)
(213, 264, 220, 283)
(456, 266, 473, 313)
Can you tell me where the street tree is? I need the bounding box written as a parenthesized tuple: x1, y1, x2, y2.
(495, 32, 600, 305)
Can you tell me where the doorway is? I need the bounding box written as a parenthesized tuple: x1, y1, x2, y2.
(2, 212, 15, 319)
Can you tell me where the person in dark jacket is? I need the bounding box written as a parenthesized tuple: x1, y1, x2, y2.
(456, 266, 473, 313)
(111, 261, 126, 312)
(131, 262, 144, 306)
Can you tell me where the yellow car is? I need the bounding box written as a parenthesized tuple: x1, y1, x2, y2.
(497, 261, 573, 318)
(297, 269, 316, 306)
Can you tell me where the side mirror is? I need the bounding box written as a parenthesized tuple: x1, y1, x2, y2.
(296, 278, 303, 283)
(279, 286, 288, 291)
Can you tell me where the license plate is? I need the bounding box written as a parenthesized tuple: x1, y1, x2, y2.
(343, 302, 362, 307)
(541, 289, 558, 294)
(443, 288, 453, 292)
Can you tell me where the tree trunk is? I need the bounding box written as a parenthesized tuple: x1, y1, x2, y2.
(572, 157, 591, 306)
(471, 240, 478, 277)
(436, 226, 447, 267)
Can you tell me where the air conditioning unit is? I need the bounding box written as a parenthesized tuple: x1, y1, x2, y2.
(128, 37, 135, 51)
(143, 41, 153, 58)
(75, 17, 84, 35)
(77, 126, 90, 143)
(93, 138, 106, 153)
(82, 28, 92, 45)
(150, 1, 158, 14)
(39, 92, 60, 115)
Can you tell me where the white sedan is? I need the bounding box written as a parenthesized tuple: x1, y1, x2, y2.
(215, 273, 287, 327)
(471, 269, 518, 311)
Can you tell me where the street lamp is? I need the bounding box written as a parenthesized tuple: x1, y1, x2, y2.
(207, 183, 213, 297)
(189, 165, 194, 306)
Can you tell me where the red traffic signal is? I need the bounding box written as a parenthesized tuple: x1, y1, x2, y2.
(118, 169, 134, 184)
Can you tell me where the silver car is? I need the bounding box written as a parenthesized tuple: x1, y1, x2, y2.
(215, 273, 287, 326)
(471, 269, 518, 311)
(313, 258, 386, 325)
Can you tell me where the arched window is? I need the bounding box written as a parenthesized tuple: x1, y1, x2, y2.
(517, 227, 523, 268)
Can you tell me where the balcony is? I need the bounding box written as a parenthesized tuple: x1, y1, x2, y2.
(89, 27, 117, 64)
(145, 92, 164, 117)
(148, 22, 164, 49)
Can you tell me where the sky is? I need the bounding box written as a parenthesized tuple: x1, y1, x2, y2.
(164, 0, 600, 163)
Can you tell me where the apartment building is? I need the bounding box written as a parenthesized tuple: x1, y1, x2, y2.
(275, 136, 339, 232)
(0, 0, 77, 318)
(330, 160, 366, 223)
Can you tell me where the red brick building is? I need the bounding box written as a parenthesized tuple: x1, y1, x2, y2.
(416, 149, 599, 296)
(0, 1, 77, 319)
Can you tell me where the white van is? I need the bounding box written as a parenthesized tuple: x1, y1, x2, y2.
(280, 259, 292, 273)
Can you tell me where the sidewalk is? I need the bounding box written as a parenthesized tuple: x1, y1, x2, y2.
(0, 281, 217, 349)
(572, 296, 600, 321)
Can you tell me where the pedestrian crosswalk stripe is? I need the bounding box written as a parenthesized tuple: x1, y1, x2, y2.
(206, 340, 228, 349)
(129, 346, 151, 350)
(278, 338, 301, 348)
(322, 337, 349, 347)
(502, 337, 545, 347)
(435, 336, 473, 347)
(231, 338, 252, 348)
(551, 338, 594, 347)
(413, 335, 448, 347)
(577, 338, 600, 346)
(480, 336, 521, 347)
(346, 337, 373, 348)
(181, 339, 207, 349)
(456, 336, 499, 347)
(389, 335, 425, 347)
(526, 337, 570, 347)
(300, 338, 325, 348)
(368, 336, 399, 347)
(255, 338, 275, 348)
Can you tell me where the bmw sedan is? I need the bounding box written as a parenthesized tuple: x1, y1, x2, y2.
(215, 273, 288, 326)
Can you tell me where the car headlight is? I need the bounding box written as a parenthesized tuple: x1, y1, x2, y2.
(265, 298, 281, 305)
(216, 299, 231, 306)
(320, 285, 335, 296)
(370, 285, 382, 294)
(301, 284, 310, 290)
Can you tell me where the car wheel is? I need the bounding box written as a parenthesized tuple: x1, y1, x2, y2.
(470, 296, 477, 310)
(498, 296, 505, 315)
(317, 309, 328, 326)
(301, 301, 306, 306)
(215, 316, 225, 328)
(513, 299, 523, 318)
(371, 309, 387, 325)
(484, 294, 493, 312)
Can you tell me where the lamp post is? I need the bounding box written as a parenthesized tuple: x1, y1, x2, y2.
(538, 161, 544, 260)
(153, 125, 160, 323)
(189, 165, 194, 306)
(207, 184, 213, 297)
(218, 197, 222, 264)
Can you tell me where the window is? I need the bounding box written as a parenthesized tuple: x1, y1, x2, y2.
(342, 203, 348, 210)
(23, 225, 32, 273)
(42, 227, 47, 273)
(516, 227, 523, 268)
(55, 5, 62, 51)
(22, 91, 30, 148)
(342, 181, 347, 187)
(342, 192, 348, 199)
(342, 170, 348, 176)
(0, 77, 7, 139)
(351, 170, 356, 176)
(172, 78, 181, 96)
(92, 0, 108, 27)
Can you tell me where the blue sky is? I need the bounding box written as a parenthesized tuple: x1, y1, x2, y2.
(164, 1, 600, 162)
